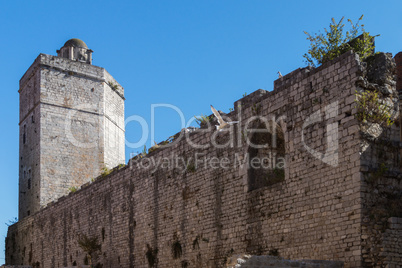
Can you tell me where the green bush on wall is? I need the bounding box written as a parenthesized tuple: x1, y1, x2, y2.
(303, 15, 377, 67)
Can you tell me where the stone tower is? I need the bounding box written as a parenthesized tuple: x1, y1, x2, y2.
(18, 38, 125, 219)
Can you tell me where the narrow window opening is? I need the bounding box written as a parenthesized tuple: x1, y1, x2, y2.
(23, 125, 26, 144)
(27, 169, 31, 190)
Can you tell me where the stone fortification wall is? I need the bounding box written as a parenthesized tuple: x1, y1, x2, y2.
(353, 52, 402, 267)
(6, 51, 401, 268)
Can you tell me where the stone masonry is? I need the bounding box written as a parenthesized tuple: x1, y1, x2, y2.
(6, 47, 402, 268)
(18, 39, 125, 219)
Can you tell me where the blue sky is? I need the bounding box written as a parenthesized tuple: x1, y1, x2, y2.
(0, 0, 401, 263)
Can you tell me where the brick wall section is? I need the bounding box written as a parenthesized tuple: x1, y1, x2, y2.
(6, 51, 401, 268)
(381, 217, 402, 266)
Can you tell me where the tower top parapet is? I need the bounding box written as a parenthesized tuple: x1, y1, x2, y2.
(57, 38, 93, 64)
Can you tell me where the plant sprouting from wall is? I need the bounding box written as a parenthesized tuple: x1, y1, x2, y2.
(355, 90, 394, 127)
(77, 234, 101, 267)
(171, 234, 182, 259)
(146, 244, 158, 267)
(251, 103, 261, 115)
(194, 114, 212, 127)
(69, 186, 78, 193)
(108, 81, 119, 91)
(303, 15, 377, 67)
(148, 141, 161, 154)
(118, 163, 126, 169)
(101, 167, 112, 177)
(186, 162, 196, 173)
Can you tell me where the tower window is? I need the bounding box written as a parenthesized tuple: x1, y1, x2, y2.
(23, 125, 26, 144)
(27, 169, 32, 190)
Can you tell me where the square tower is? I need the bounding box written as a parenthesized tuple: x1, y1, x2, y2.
(18, 39, 125, 219)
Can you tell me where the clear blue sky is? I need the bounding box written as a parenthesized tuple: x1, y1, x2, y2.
(0, 0, 401, 263)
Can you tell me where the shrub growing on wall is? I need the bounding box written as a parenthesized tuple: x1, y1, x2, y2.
(303, 15, 377, 67)
(78, 234, 101, 267)
(355, 90, 394, 128)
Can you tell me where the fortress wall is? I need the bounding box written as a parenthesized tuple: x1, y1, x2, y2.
(382, 217, 402, 265)
(360, 138, 402, 267)
(7, 51, 380, 267)
(355, 52, 402, 267)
